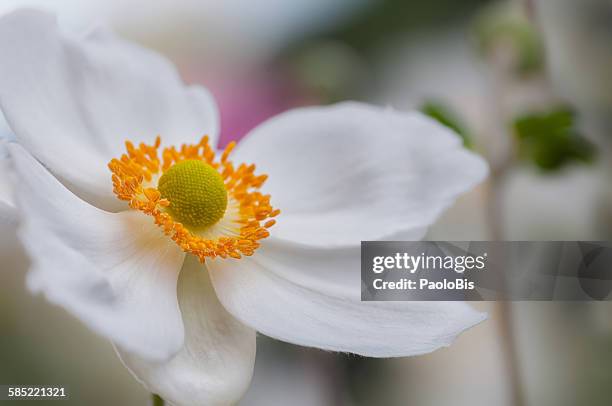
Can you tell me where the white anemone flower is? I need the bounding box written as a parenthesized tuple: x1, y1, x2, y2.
(0, 9, 488, 406)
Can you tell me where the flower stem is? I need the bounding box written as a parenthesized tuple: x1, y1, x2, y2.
(151, 394, 164, 406)
(487, 171, 527, 406)
(496, 301, 526, 406)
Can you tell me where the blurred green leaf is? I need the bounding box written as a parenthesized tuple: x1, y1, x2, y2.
(472, 2, 544, 75)
(420, 101, 474, 149)
(282, 0, 493, 61)
(513, 108, 597, 171)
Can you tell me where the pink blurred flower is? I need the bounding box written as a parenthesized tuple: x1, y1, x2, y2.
(184, 69, 313, 147)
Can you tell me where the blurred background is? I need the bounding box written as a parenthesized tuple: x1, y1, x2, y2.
(1, 0, 612, 405)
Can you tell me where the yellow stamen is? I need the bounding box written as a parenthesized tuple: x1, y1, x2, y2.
(108, 136, 278, 262)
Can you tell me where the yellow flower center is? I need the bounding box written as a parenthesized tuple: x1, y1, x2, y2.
(158, 160, 228, 229)
(107, 136, 279, 262)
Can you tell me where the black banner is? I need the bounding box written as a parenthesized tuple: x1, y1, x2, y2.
(361, 241, 612, 301)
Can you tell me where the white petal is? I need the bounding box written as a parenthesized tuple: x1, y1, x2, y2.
(9, 143, 186, 361)
(118, 256, 256, 406)
(0, 201, 14, 225)
(233, 102, 488, 247)
(0, 9, 219, 210)
(0, 140, 16, 224)
(208, 238, 486, 357)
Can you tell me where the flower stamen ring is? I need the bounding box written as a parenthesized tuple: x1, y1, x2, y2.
(108, 136, 279, 262)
